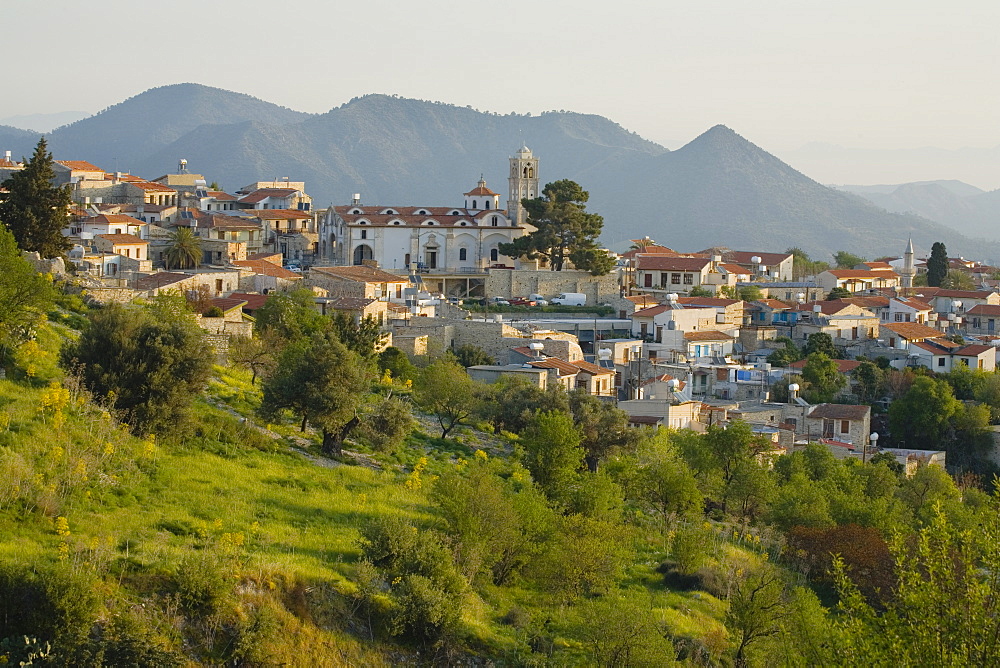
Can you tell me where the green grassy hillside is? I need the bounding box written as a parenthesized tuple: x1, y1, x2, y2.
(0, 322, 750, 665)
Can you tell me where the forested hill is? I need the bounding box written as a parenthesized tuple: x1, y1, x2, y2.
(8, 84, 999, 260)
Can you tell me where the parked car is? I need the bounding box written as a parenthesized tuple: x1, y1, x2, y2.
(489, 297, 510, 306)
(509, 297, 537, 306)
(529, 293, 549, 305)
(551, 292, 586, 306)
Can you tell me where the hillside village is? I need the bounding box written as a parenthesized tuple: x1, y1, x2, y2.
(7, 134, 1000, 664)
(5, 142, 999, 470)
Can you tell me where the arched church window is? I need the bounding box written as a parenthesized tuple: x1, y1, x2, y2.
(491, 216, 499, 227)
(459, 248, 467, 261)
(491, 248, 499, 262)
(472, 200, 477, 209)
(528, 167, 534, 177)
(485, 202, 490, 209)
(522, 167, 528, 177)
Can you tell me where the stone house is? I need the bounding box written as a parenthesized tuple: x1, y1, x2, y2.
(92, 233, 152, 273)
(308, 265, 411, 301)
(316, 296, 389, 326)
(799, 403, 871, 446)
(136, 269, 242, 298)
(232, 260, 303, 292)
(816, 269, 899, 294)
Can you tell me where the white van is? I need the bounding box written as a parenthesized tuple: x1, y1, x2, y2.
(551, 292, 586, 306)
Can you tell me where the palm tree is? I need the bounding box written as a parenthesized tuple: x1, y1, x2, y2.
(165, 227, 202, 269)
(629, 236, 657, 251)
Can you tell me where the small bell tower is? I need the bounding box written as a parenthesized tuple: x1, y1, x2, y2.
(507, 145, 538, 225)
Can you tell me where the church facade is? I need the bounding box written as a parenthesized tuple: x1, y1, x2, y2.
(317, 147, 539, 273)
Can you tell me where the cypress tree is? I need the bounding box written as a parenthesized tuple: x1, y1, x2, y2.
(0, 137, 73, 258)
(926, 242, 948, 287)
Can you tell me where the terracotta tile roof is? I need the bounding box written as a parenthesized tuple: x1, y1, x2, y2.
(128, 181, 177, 193)
(789, 359, 861, 373)
(87, 213, 145, 226)
(808, 404, 870, 420)
(826, 269, 898, 279)
(895, 297, 932, 310)
(911, 340, 954, 354)
(0, 157, 20, 168)
(528, 357, 580, 376)
(333, 206, 516, 229)
(95, 233, 147, 245)
(238, 188, 298, 204)
(106, 173, 144, 182)
(227, 292, 269, 312)
(311, 265, 408, 284)
(208, 297, 248, 313)
(572, 360, 614, 376)
(636, 255, 711, 271)
(206, 191, 237, 201)
(136, 272, 191, 290)
(463, 184, 500, 197)
(840, 296, 890, 308)
(621, 245, 676, 259)
(684, 330, 734, 341)
(232, 260, 302, 279)
(55, 160, 103, 172)
(882, 321, 942, 340)
(863, 261, 894, 270)
(246, 252, 283, 264)
(387, 302, 411, 313)
(717, 263, 750, 274)
(968, 304, 1000, 316)
(755, 299, 791, 309)
(954, 344, 994, 356)
(920, 288, 995, 299)
(632, 304, 673, 318)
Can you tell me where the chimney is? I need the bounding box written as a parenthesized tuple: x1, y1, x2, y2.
(3, 150, 10, 162)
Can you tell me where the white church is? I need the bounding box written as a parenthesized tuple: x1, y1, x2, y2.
(317, 146, 539, 272)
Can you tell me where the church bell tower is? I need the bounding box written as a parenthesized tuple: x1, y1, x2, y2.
(507, 145, 539, 225)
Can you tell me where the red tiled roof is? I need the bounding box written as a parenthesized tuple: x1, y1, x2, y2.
(86, 213, 145, 226)
(463, 183, 499, 197)
(826, 269, 898, 279)
(333, 206, 517, 229)
(717, 263, 749, 274)
(808, 404, 870, 420)
(227, 292, 269, 312)
(954, 344, 994, 356)
(232, 260, 302, 279)
(238, 188, 299, 204)
(206, 191, 237, 201)
(621, 245, 677, 259)
(755, 299, 791, 309)
(895, 297, 932, 310)
(632, 304, 673, 318)
(128, 181, 176, 193)
(625, 294, 659, 307)
(528, 358, 580, 375)
(56, 160, 103, 172)
(684, 331, 734, 341)
(967, 304, 1000, 316)
(839, 296, 890, 308)
(311, 265, 408, 284)
(882, 322, 942, 340)
(95, 233, 147, 245)
(208, 297, 248, 314)
(572, 360, 614, 376)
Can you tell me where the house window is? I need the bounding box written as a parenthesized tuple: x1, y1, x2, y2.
(840, 420, 849, 434)
(640, 322, 648, 338)
(671, 273, 681, 284)
(683, 274, 693, 285)
(459, 248, 467, 261)
(938, 358, 946, 367)
(644, 273, 652, 288)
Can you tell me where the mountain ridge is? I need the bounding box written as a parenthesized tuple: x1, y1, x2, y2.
(5, 84, 999, 261)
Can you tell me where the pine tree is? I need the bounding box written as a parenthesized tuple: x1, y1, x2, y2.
(927, 241, 948, 287)
(0, 138, 72, 258)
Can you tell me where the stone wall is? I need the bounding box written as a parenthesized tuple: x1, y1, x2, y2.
(21, 251, 68, 278)
(486, 269, 620, 304)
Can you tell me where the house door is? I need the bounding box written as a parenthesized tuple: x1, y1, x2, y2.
(823, 420, 835, 438)
(427, 251, 437, 269)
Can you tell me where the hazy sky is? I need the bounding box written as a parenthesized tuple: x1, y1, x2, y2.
(8, 0, 1000, 185)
